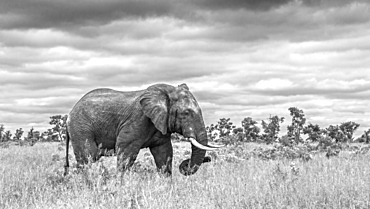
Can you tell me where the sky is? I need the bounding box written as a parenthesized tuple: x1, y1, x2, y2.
(1, 0, 370, 138)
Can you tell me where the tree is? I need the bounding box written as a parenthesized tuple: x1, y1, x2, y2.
(339, 121, 360, 142)
(326, 125, 340, 141)
(363, 129, 370, 143)
(41, 129, 56, 141)
(325, 125, 344, 143)
(206, 124, 218, 141)
(0, 124, 4, 142)
(206, 124, 219, 141)
(4, 131, 12, 141)
(26, 127, 34, 140)
(287, 107, 306, 143)
(241, 117, 260, 142)
(325, 122, 360, 143)
(232, 127, 244, 134)
(25, 127, 39, 146)
(0, 125, 13, 142)
(232, 127, 244, 142)
(303, 123, 323, 142)
(13, 128, 24, 141)
(261, 115, 284, 144)
(49, 115, 68, 141)
(355, 129, 370, 143)
(215, 118, 235, 138)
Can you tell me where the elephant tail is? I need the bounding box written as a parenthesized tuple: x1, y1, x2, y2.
(63, 126, 70, 176)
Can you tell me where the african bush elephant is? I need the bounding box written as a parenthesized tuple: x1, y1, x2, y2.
(64, 83, 222, 176)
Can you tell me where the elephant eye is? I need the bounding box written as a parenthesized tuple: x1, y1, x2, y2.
(183, 110, 191, 116)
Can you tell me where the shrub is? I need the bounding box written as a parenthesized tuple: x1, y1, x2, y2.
(250, 144, 313, 161)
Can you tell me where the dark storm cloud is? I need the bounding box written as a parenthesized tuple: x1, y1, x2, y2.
(192, 0, 292, 11)
(197, 2, 370, 43)
(0, 0, 173, 30)
(1, 0, 369, 50)
(2, 0, 351, 31)
(1, 0, 367, 32)
(302, 0, 370, 7)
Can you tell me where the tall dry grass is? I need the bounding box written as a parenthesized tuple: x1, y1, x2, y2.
(1, 142, 370, 208)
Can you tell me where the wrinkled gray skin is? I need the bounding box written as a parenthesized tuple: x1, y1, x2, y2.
(64, 83, 210, 176)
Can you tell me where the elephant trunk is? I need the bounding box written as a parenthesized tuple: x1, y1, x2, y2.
(179, 128, 207, 176)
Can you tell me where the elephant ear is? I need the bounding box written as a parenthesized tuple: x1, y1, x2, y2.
(140, 85, 171, 135)
(178, 83, 189, 90)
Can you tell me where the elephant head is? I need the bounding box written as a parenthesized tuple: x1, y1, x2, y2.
(140, 83, 220, 175)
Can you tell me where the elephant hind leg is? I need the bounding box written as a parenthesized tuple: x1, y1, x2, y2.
(72, 137, 100, 166)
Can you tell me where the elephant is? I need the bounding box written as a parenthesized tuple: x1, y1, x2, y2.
(64, 83, 222, 176)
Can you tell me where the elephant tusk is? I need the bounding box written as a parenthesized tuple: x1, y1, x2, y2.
(188, 138, 219, 151)
(206, 142, 225, 148)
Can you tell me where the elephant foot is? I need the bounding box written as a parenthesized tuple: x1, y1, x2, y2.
(179, 156, 212, 176)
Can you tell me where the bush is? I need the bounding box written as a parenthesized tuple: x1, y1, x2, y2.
(251, 144, 313, 161)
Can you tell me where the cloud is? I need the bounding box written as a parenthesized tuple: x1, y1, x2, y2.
(2, 0, 367, 33)
(0, 0, 174, 30)
(1, 0, 370, 138)
(255, 78, 296, 90)
(192, 0, 293, 11)
(0, 0, 301, 30)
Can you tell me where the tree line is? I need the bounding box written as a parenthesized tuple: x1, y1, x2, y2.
(206, 107, 370, 145)
(1, 107, 369, 145)
(0, 115, 67, 145)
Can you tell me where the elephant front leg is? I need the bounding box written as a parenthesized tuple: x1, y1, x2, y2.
(150, 140, 173, 176)
(116, 142, 141, 173)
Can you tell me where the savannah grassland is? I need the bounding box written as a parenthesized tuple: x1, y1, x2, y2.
(1, 142, 370, 209)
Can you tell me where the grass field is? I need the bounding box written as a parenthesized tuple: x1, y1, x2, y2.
(1, 142, 370, 208)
